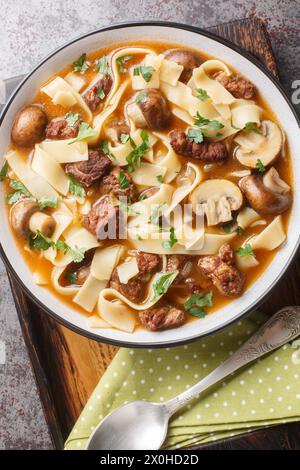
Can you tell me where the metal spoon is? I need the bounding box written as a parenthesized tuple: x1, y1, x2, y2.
(86, 306, 300, 450)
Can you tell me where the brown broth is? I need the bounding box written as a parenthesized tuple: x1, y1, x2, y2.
(4, 40, 293, 322)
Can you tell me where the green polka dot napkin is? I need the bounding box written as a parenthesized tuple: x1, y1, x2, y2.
(65, 311, 300, 450)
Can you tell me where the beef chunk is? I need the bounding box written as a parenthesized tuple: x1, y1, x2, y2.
(215, 72, 256, 100)
(139, 303, 185, 331)
(198, 243, 245, 297)
(83, 195, 121, 240)
(166, 254, 192, 283)
(83, 75, 113, 111)
(170, 130, 228, 163)
(45, 116, 82, 140)
(65, 149, 112, 188)
(101, 166, 138, 201)
(109, 252, 161, 302)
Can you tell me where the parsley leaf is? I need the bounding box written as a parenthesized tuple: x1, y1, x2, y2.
(192, 112, 224, 140)
(94, 56, 110, 75)
(133, 66, 155, 83)
(136, 91, 147, 103)
(100, 140, 110, 154)
(116, 55, 133, 73)
(187, 128, 204, 144)
(97, 88, 105, 100)
(39, 196, 60, 210)
(119, 170, 130, 189)
(6, 191, 23, 205)
(162, 226, 178, 249)
(152, 271, 177, 299)
(150, 203, 165, 225)
(235, 243, 255, 258)
(29, 231, 85, 263)
(120, 133, 130, 144)
(236, 226, 245, 236)
(126, 131, 149, 173)
(6, 179, 33, 204)
(243, 122, 262, 134)
(65, 271, 78, 284)
(184, 291, 213, 318)
(0, 161, 8, 182)
(256, 159, 266, 173)
(69, 177, 86, 198)
(72, 53, 89, 73)
(66, 112, 79, 127)
(68, 122, 97, 144)
(156, 174, 163, 184)
(196, 88, 210, 101)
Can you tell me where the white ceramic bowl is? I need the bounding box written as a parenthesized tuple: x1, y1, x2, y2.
(0, 22, 299, 347)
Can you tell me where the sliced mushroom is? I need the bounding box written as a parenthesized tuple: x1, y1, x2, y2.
(239, 173, 291, 215)
(127, 89, 170, 130)
(163, 49, 202, 83)
(190, 179, 243, 226)
(11, 105, 48, 147)
(262, 167, 290, 194)
(234, 120, 282, 168)
(10, 198, 56, 238)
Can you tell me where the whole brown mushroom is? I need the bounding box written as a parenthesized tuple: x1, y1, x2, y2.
(239, 171, 291, 215)
(10, 198, 56, 238)
(11, 105, 48, 147)
(127, 89, 170, 130)
(163, 48, 202, 83)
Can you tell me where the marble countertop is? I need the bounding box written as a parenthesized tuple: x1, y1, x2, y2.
(1, 0, 299, 450)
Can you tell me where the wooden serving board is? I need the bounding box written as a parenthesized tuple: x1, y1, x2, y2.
(7, 18, 300, 450)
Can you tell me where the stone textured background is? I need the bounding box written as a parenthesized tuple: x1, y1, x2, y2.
(0, 0, 299, 450)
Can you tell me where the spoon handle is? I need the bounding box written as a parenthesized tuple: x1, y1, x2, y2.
(164, 306, 300, 416)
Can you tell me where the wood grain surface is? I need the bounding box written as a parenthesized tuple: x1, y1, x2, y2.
(7, 17, 300, 450)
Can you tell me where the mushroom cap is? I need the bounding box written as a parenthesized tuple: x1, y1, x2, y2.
(234, 120, 282, 168)
(163, 49, 202, 83)
(11, 105, 48, 147)
(127, 89, 170, 130)
(10, 198, 40, 238)
(239, 174, 291, 215)
(190, 179, 243, 226)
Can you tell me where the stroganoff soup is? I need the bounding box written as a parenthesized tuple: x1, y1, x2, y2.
(1, 41, 292, 333)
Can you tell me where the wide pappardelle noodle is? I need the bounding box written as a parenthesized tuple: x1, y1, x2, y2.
(1, 43, 292, 333)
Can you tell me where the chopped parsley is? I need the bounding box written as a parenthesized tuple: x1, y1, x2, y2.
(236, 243, 255, 258)
(139, 193, 148, 201)
(187, 128, 204, 144)
(126, 130, 149, 173)
(156, 174, 163, 184)
(188, 112, 224, 142)
(152, 271, 177, 299)
(119, 170, 130, 189)
(162, 226, 178, 249)
(6, 179, 33, 204)
(184, 291, 213, 318)
(243, 122, 262, 134)
(0, 161, 8, 182)
(150, 203, 165, 226)
(97, 88, 105, 100)
(39, 196, 60, 210)
(72, 53, 89, 74)
(29, 231, 85, 263)
(196, 88, 210, 101)
(66, 112, 79, 127)
(68, 122, 97, 144)
(136, 91, 148, 103)
(116, 55, 133, 73)
(236, 226, 245, 236)
(94, 56, 110, 75)
(133, 65, 155, 83)
(65, 270, 78, 284)
(69, 177, 86, 198)
(256, 159, 266, 173)
(120, 133, 130, 144)
(222, 217, 244, 236)
(100, 140, 110, 154)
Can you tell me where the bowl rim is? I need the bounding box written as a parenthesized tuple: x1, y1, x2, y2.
(1, 20, 300, 348)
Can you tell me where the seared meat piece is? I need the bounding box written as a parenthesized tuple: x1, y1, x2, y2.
(166, 254, 192, 283)
(105, 120, 130, 143)
(83, 195, 121, 240)
(65, 149, 112, 188)
(83, 75, 113, 111)
(139, 303, 185, 331)
(215, 72, 256, 100)
(109, 252, 161, 302)
(102, 166, 138, 202)
(45, 116, 82, 140)
(198, 243, 245, 297)
(170, 130, 228, 163)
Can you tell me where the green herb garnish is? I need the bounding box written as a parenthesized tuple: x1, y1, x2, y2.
(184, 291, 213, 318)
(187, 128, 204, 144)
(94, 56, 110, 75)
(162, 226, 178, 249)
(38, 196, 60, 210)
(196, 88, 210, 101)
(0, 161, 8, 182)
(69, 177, 86, 198)
(68, 122, 97, 144)
(97, 88, 105, 100)
(65, 271, 78, 284)
(29, 231, 85, 263)
(120, 133, 130, 144)
(188, 112, 224, 142)
(236, 226, 245, 236)
(66, 112, 79, 127)
(243, 122, 262, 134)
(116, 55, 133, 73)
(72, 53, 89, 73)
(119, 169, 130, 189)
(156, 174, 163, 184)
(6, 179, 33, 204)
(152, 271, 177, 299)
(150, 203, 165, 226)
(133, 66, 155, 83)
(256, 159, 266, 173)
(126, 130, 149, 173)
(136, 91, 148, 103)
(236, 243, 255, 258)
